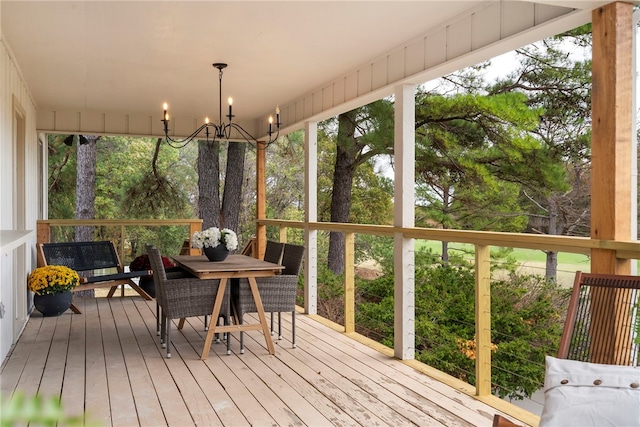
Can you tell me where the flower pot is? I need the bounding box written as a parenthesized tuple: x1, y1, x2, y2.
(33, 291, 73, 317)
(203, 245, 229, 262)
(139, 276, 155, 298)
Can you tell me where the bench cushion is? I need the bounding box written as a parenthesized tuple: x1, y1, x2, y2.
(82, 270, 151, 284)
(539, 356, 640, 427)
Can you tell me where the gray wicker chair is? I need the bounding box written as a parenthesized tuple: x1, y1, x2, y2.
(233, 243, 304, 353)
(263, 240, 285, 264)
(147, 246, 231, 358)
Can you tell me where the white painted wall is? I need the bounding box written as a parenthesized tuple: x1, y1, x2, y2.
(0, 20, 40, 364)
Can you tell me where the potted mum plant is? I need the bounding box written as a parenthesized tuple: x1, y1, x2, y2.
(191, 227, 238, 261)
(27, 265, 80, 316)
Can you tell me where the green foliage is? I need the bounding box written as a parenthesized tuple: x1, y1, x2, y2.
(315, 127, 393, 226)
(0, 392, 98, 427)
(414, 90, 543, 234)
(47, 135, 196, 262)
(354, 250, 570, 400)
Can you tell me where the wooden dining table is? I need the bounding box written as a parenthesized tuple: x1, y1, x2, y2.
(171, 254, 284, 359)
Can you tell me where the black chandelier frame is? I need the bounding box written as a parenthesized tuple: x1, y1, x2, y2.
(161, 63, 281, 149)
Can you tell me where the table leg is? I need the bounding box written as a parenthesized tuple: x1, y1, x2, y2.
(201, 277, 228, 359)
(247, 276, 275, 355)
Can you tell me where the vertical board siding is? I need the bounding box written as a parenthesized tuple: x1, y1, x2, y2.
(0, 38, 39, 363)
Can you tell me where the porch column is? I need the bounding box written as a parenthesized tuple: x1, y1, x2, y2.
(304, 121, 318, 315)
(591, 1, 633, 274)
(590, 1, 634, 365)
(394, 84, 416, 360)
(256, 141, 267, 259)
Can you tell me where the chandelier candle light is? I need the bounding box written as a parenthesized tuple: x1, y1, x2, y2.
(162, 63, 281, 148)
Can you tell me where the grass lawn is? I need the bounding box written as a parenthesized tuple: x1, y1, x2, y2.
(414, 240, 633, 288)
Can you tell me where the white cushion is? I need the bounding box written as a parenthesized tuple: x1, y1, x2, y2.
(539, 356, 640, 427)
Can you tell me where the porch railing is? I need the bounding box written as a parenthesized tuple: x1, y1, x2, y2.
(34, 217, 640, 424)
(258, 218, 640, 424)
(36, 219, 203, 263)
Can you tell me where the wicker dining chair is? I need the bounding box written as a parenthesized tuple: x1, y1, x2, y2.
(233, 243, 305, 353)
(263, 240, 285, 265)
(147, 246, 231, 358)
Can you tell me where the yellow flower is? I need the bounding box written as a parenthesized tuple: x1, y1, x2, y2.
(27, 266, 80, 296)
(457, 337, 498, 360)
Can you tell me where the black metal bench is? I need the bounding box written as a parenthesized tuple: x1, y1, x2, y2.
(36, 241, 152, 314)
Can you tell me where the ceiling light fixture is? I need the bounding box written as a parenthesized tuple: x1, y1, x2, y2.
(161, 63, 281, 148)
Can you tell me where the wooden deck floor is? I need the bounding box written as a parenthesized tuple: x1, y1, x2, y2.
(1, 296, 511, 426)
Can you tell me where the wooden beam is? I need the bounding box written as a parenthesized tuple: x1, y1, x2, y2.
(475, 245, 491, 396)
(590, 1, 633, 275)
(344, 232, 355, 333)
(256, 141, 267, 260)
(590, 1, 634, 364)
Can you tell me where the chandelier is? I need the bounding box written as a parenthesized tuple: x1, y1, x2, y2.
(161, 63, 281, 148)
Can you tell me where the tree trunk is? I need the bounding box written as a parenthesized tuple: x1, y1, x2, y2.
(198, 140, 220, 229)
(221, 141, 246, 234)
(545, 198, 559, 280)
(75, 135, 99, 242)
(441, 241, 449, 264)
(74, 135, 99, 297)
(328, 112, 357, 274)
(441, 184, 451, 264)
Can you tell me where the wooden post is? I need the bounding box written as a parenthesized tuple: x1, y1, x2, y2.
(590, 2, 634, 364)
(256, 141, 267, 260)
(36, 221, 50, 245)
(475, 245, 491, 396)
(344, 232, 355, 333)
(189, 220, 202, 255)
(304, 122, 319, 316)
(591, 2, 633, 274)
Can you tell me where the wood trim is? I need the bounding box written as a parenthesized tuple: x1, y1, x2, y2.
(256, 141, 267, 260)
(344, 232, 355, 333)
(475, 245, 491, 396)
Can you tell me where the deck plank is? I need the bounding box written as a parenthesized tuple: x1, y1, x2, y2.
(1, 297, 526, 427)
(0, 313, 43, 396)
(123, 302, 195, 427)
(37, 314, 71, 398)
(113, 298, 170, 427)
(238, 320, 394, 426)
(83, 298, 112, 426)
(154, 317, 249, 427)
(61, 298, 88, 421)
(98, 297, 140, 427)
(294, 312, 496, 426)
(11, 312, 57, 399)
(125, 300, 224, 427)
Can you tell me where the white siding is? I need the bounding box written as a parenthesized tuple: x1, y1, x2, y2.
(0, 34, 39, 364)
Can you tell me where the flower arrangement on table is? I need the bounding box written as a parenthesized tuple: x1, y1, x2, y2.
(27, 265, 80, 296)
(191, 227, 239, 251)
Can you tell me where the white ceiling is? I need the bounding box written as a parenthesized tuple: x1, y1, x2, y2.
(1, 1, 608, 135)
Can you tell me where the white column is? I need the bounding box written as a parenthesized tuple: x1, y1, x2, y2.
(394, 84, 415, 360)
(304, 121, 318, 315)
